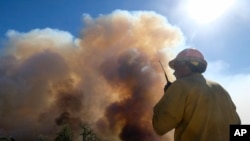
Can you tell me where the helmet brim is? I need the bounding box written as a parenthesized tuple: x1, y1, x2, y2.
(169, 57, 207, 70)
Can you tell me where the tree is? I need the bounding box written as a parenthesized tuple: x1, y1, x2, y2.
(81, 124, 101, 141)
(54, 124, 73, 141)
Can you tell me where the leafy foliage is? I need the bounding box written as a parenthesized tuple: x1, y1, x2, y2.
(81, 124, 101, 141)
(54, 124, 73, 141)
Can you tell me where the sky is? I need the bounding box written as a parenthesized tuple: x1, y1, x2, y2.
(0, 0, 250, 139)
(1, 0, 250, 70)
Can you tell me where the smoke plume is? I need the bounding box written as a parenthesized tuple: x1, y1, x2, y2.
(0, 10, 183, 140)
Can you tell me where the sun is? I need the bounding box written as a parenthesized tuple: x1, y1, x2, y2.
(186, 0, 235, 24)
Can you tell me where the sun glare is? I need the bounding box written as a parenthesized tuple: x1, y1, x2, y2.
(186, 0, 235, 24)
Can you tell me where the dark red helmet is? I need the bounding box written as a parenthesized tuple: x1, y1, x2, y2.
(169, 48, 207, 69)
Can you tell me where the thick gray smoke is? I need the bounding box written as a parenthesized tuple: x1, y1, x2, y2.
(0, 10, 183, 140)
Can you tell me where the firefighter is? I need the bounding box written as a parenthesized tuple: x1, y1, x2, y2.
(153, 48, 241, 141)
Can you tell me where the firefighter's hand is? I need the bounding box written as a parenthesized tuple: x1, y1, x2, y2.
(164, 82, 172, 92)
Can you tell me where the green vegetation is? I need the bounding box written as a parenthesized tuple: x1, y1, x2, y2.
(80, 124, 101, 141)
(1, 124, 101, 141)
(55, 124, 73, 141)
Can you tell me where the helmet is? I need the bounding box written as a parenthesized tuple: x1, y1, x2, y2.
(169, 48, 207, 69)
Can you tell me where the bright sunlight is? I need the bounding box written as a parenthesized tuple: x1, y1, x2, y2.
(186, 0, 235, 24)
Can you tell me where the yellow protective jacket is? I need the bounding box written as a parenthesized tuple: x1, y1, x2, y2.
(153, 73, 241, 141)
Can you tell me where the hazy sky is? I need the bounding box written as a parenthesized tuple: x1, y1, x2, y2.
(0, 0, 249, 125)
